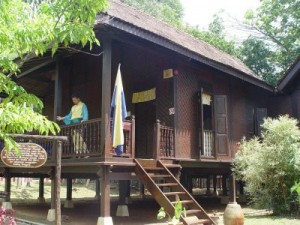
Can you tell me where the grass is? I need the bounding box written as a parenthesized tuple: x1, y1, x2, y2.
(0, 178, 100, 202)
(1, 179, 300, 224)
(245, 215, 300, 225)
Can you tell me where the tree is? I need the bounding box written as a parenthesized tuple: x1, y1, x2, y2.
(239, 36, 276, 84)
(118, 1, 238, 57)
(185, 14, 239, 57)
(234, 115, 300, 214)
(240, 0, 300, 84)
(0, 0, 107, 151)
(119, 0, 184, 28)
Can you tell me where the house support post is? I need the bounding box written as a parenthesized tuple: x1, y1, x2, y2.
(47, 168, 56, 221)
(213, 175, 218, 196)
(206, 175, 211, 195)
(3, 168, 12, 209)
(130, 116, 136, 158)
(221, 174, 229, 204)
(116, 180, 130, 217)
(97, 165, 113, 225)
(37, 177, 46, 203)
(100, 38, 112, 158)
(64, 178, 74, 208)
(153, 120, 161, 160)
(47, 141, 62, 225)
(95, 178, 100, 199)
(53, 56, 62, 120)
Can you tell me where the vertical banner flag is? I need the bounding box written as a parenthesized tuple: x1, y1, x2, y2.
(110, 64, 127, 155)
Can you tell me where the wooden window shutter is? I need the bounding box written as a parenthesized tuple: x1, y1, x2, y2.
(246, 105, 255, 137)
(214, 95, 228, 155)
(197, 89, 204, 157)
(256, 108, 267, 136)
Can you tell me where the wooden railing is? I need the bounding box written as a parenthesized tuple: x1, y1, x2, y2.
(153, 120, 175, 159)
(60, 117, 135, 158)
(202, 130, 214, 157)
(0, 117, 135, 160)
(60, 118, 101, 158)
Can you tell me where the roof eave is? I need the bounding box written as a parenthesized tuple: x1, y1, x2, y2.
(277, 59, 300, 92)
(96, 15, 273, 92)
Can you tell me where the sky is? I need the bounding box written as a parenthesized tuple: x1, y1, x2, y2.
(180, 0, 261, 40)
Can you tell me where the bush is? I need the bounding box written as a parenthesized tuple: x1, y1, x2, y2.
(234, 115, 300, 214)
(0, 207, 16, 225)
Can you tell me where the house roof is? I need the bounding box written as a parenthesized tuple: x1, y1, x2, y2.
(96, 1, 273, 91)
(277, 56, 300, 92)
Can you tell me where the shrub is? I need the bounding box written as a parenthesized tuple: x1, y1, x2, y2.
(234, 115, 300, 214)
(0, 207, 16, 225)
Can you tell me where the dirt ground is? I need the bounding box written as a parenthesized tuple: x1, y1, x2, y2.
(13, 196, 228, 225)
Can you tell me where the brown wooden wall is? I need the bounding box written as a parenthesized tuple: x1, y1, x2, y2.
(19, 33, 278, 162)
(268, 79, 300, 120)
(174, 60, 273, 160)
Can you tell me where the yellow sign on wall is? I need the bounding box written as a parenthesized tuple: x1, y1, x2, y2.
(132, 88, 156, 103)
(163, 69, 173, 79)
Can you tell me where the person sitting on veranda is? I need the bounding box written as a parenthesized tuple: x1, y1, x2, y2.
(56, 93, 89, 155)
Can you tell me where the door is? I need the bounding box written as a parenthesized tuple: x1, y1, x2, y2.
(135, 101, 156, 158)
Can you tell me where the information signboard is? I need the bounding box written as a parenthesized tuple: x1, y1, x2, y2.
(1, 143, 47, 168)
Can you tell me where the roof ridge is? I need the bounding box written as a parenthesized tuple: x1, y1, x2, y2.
(100, 0, 269, 86)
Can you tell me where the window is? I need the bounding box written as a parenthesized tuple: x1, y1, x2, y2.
(198, 90, 228, 158)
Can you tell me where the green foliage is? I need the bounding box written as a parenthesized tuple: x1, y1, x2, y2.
(119, 0, 183, 28)
(184, 24, 239, 57)
(234, 115, 300, 214)
(291, 181, 300, 204)
(239, 36, 276, 84)
(240, 0, 300, 85)
(157, 200, 186, 224)
(0, 0, 107, 151)
(118, 0, 238, 57)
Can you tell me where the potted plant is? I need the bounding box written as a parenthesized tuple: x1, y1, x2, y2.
(157, 200, 186, 225)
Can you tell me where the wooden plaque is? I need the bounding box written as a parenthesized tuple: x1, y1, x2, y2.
(1, 143, 47, 168)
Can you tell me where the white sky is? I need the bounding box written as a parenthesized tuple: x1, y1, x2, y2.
(181, 0, 261, 37)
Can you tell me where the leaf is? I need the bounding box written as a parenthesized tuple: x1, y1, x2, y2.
(157, 207, 166, 220)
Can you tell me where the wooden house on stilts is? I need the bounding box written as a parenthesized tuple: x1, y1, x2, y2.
(1, 1, 290, 225)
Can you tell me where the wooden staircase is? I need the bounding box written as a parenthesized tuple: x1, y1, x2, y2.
(134, 159, 216, 225)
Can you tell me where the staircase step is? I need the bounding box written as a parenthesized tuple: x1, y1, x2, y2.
(143, 167, 164, 171)
(171, 200, 194, 205)
(186, 209, 202, 215)
(149, 174, 172, 178)
(157, 183, 178, 187)
(184, 216, 212, 224)
(134, 159, 214, 225)
(164, 191, 186, 196)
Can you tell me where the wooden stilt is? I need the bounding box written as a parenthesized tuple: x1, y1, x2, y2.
(206, 175, 211, 195)
(4, 169, 11, 203)
(116, 180, 130, 216)
(213, 175, 218, 195)
(95, 179, 100, 199)
(222, 174, 228, 196)
(101, 166, 111, 217)
(66, 178, 72, 201)
(64, 178, 74, 208)
(55, 141, 62, 225)
(38, 177, 45, 203)
(2, 169, 12, 210)
(97, 165, 113, 225)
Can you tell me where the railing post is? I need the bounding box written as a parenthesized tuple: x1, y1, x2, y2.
(153, 120, 161, 160)
(131, 116, 135, 158)
(55, 140, 62, 225)
(104, 117, 112, 158)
